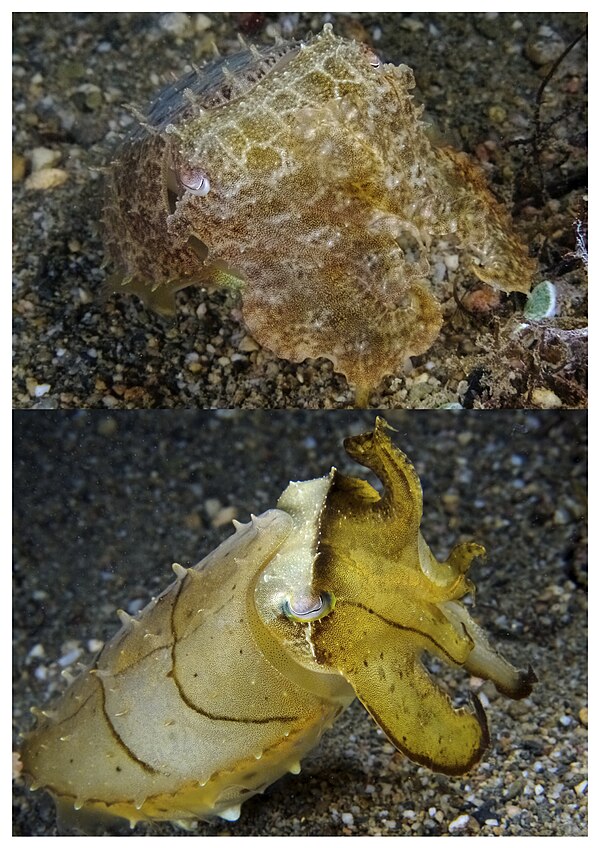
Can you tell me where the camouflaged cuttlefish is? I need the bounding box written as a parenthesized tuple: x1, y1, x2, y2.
(20, 419, 535, 830)
(104, 25, 537, 405)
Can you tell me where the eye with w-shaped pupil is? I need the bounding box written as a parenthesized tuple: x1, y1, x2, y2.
(179, 165, 211, 196)
(283, 590, 335, 622)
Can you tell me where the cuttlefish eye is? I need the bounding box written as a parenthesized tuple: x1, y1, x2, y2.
(179, 165, 211, 196)
(365, 48, 381, 69)
(283, 590, 335, 622)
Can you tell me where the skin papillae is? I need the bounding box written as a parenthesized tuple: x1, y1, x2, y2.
(104, 25, 537, 404)
(19, 420, 535, 831)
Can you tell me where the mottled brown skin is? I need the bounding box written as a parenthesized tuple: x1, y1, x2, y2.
(104, 25, 536, 398)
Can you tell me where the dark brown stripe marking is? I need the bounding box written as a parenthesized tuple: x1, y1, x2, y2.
(169, 569, 299, 725)
(99, 680, 161, 774)
(341, 600, 473, 666)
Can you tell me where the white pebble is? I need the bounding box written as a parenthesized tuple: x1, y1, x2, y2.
(212, 505, 238, 529)
(531, 387, 562, 409)
(478, 691, 490, 708)
(28, 643, 45, 659)
(341, 812, 354, 826)
(194, 13, 213, 32)
(204, 497, 222, 519)
(127, 598, 146, 615)
(34, 384, 51, 398)
(30, 146, 61, 172)
(432, 261, 447, 283)
(554, 509, 570, 526)
(58, 648, 82, 667)
(159, 12, 191, 36)
(448, 814, 470, 833)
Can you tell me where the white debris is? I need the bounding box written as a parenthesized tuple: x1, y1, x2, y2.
(448, 814, 470, 833)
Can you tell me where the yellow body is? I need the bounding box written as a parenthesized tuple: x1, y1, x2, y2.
(21, 420, 535, 829)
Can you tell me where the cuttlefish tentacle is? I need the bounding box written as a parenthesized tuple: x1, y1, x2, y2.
(441, 600, 537, 699)
(313, 417, 536, 774)
(312, 601, 489, 774)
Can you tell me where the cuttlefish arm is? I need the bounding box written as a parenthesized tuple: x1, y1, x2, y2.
(312, 418, 536, 774)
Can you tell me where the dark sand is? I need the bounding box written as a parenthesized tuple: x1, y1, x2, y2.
(13, 410, 587, 835)
(13, 12, 587, 409)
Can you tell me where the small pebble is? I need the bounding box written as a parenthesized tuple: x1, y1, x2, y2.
(488, 105, 507, 124)
(12, 153, 26, 182)
(441, 492, 460, 511)
(13, 752, 23, 779)
(204, 497, 223, 520)
(448, 814, 470, 833)
(159, 12, 192, 36)
(341, 812, 354, 826)
(553, 508, 570, 525)
(531, 387, 562, 409)
(238, 335, 260, 352)
(58, 648, 82, 667)
(525, 26, 566, 66)
(462, 286, 502, 313)
(27, 643, 45, 659)
(127, 598, 146, 615)
(524, 280, 557, 321)
(24, 168, 68, 191)
(30, 146, 61, 172)
(97, 416, 118, 437)
(211, 505, 238, 528)
(194, 13, 213, 32)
